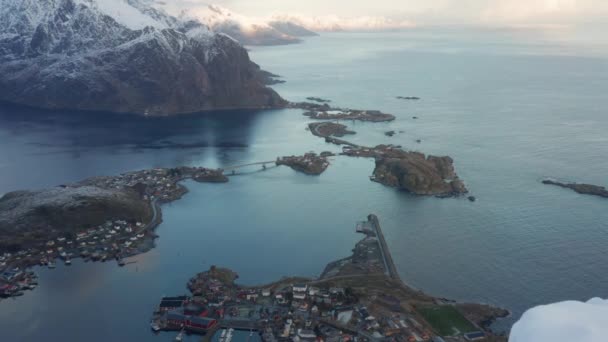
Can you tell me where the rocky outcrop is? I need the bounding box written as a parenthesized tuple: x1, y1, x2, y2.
(0, 0, 285, 115)
(542, 179, 608, 198)
(0, 186, 152, 252)
(372, 153, 468, 196)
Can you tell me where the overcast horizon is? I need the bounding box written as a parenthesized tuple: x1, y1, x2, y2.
(162, 0, 608, 28)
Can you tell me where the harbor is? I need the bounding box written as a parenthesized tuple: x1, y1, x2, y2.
(150, 215, 507, 342)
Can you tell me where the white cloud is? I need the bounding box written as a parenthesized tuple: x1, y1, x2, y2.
(268, 13, 415, 32)
(510, 298, 608, 342)
(161, 0, 608, 28)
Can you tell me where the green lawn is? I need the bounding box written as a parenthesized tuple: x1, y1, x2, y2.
(417, 305, 477, 336)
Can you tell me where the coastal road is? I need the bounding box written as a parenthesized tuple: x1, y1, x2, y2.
(141, 198, 160, 233)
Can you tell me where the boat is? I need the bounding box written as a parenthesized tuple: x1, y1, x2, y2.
(221, 330, 227, 338)
(150, 322, 161, 332)
(225, 328, 234, 342)
(65, 258, 72, 265)
(117, 259, 125, 267)
(175, 329, 184, 341)
(47, 262, 56, 269)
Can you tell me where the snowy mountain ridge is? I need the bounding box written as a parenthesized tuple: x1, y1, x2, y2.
(0, 0, 284, 115)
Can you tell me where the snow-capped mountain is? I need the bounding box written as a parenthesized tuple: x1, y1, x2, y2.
(177, 5, 317, 46)
(0, 0, 284, 115)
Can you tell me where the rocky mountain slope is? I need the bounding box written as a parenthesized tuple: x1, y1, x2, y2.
(0, 0, 285, 115)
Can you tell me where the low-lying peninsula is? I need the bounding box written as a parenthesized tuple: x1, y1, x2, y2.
(151, 215, 507, 341)
(542, 179, 608, 198)
(0, 166, 228, 297)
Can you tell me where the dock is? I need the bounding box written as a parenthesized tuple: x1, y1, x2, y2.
(368, 214, 401, 281)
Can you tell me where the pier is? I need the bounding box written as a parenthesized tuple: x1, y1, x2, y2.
(368, 214, 401, 281)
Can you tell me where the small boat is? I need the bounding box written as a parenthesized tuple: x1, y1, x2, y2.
(47, 262, 56, 269)
(175, 329, 184, 341)
(65, 258, 72, 265)
(117, 259, 125, 267)
(150, 322, 161, 332)
(221, 330, 227, 338)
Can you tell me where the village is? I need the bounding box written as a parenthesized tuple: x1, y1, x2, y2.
(150, 216, 506, 342)
(0, 167, 228, 299)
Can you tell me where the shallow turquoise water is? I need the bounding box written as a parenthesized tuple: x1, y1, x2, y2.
(1, 29, 607, 340)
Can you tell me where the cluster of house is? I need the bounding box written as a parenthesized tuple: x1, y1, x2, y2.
(0, 267, 37, 298)
(87, 167, 228, 202)
(88, 168, 189, 202)
(152, 296, 219, 333)
(152, 269, 455, 342)
(0, 218, 150, 282)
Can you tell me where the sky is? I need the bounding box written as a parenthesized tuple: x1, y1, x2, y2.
(163, 0, 608, 28)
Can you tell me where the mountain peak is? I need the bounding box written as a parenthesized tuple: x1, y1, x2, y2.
(0, 0, 285, 115)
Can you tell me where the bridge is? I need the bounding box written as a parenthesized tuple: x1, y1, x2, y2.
(221, 161, 277, 175)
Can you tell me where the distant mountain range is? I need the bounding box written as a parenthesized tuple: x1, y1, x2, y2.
(177, 5, 318, 46)
(163, 4, 413, 46)
(0, 0, 285, 115)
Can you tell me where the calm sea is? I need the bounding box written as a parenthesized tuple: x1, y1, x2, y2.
(0, 28, 607, 340)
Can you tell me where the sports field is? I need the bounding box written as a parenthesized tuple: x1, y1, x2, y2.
(417, 305, 477, 336)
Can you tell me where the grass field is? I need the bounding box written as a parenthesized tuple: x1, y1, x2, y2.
(417, 305, 477, 336)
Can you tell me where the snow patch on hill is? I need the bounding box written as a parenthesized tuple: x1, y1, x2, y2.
(81, 0, 168, 30)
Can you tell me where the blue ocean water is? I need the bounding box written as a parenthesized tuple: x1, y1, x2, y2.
(0, 29, 607, 340)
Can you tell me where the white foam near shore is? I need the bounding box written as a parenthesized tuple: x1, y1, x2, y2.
(509, 298, 608, 342)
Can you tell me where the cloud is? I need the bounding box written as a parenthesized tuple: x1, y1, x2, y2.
(510, 298, 608, 342)
(159, 0, 608, 28)
(268, 14, 415, 32)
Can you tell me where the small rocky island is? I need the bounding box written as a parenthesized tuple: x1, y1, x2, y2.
(290, 101, 395, 122)
(276, 153, 331, 175)
(306, 97, 331, 103)
(309, 122, 356, 138)
(318, 135, 468, 197)
(371, 152, 468, 197)
(542, 179, 608, 198)
(151, 215, 507, 341)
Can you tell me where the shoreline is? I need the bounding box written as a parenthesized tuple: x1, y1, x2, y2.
(152, 215, 508, 341)
(0, 97, 508, 338)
